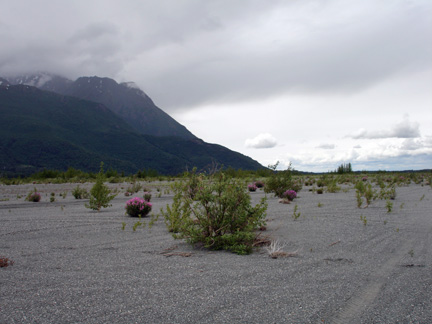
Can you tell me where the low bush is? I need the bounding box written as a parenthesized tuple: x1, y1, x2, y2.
(264, 162, 302, 198)
(72, 185, 89, 199)
(143, 192, 152, 202)
(283, 189, 297, 201)
(161, 171, 267, 255)
(126, 181, 142, 194)
(25, 189, 41, 202)
(125, 197, 152, 217)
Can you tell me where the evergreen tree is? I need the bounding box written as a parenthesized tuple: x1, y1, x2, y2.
(85, 162, 116, 211)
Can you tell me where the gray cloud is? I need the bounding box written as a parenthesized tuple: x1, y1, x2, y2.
(69, 22, 119, 43)
(400, 139, 423, 151)
(0, 0, 431, 111)
(350, 116, 420, 139)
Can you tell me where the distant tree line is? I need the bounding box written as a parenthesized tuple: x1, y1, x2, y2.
(336, 163, 353, 174)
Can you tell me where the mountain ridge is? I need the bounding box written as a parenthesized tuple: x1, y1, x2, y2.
(6, 73, 196, 139)
(0, 80, 263, 176)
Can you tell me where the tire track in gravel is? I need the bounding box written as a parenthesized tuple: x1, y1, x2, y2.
(329, 235, 421, 324)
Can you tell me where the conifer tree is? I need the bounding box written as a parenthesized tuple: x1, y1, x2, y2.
(85, 162, 116, 211)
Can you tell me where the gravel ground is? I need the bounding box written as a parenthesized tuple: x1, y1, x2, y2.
(1, 181, 431, 324)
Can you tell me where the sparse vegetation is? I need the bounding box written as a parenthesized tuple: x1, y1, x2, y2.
(292, 204, 301, 220)
(386, 200, 393, 213)
(25, 188, 41, 202)
(85, 162, 116, 211)
(161, 171, 267, 255)
(72, 185, 89, 199)
(126, 180, 142, 194)
(264, 162, 302, 198)
(143, 192, 152, 202)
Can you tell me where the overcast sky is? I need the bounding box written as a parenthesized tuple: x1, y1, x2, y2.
(1, 0, 431, 171)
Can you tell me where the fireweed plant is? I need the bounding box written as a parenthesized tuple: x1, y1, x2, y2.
(248, 183, 258, 192)
(25, 189, 41, 202)
(125, 197, 152, 217)
(283, 190, 297, 201)
(161, 171, 268, 255)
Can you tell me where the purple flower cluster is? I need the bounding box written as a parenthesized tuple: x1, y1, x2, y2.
(125, 197, 152, 217)
(27, 192, 41, 202)
(283, 190, 297, 201)
(247, 183, 258, 192)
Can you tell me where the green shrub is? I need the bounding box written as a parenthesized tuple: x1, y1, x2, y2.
(143, 192, 152, 202)
(126, 180, 142, 194)
(161, 172, 267, 255)
(355, 180, 376, 208)
(326, 178, 341, 193)
(85, 162, 116, 211)
(264, 162, 302, 198)
(72, 185, 89, 199)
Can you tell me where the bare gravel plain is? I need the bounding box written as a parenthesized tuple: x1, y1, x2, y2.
(1, 181, 431, 324)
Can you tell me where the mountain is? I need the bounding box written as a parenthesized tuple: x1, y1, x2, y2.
(0, 82, 263, 176)
(7, 73, 196, 139)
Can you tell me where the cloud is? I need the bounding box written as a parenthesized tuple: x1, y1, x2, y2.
(350, 115, 420, 139)
(69, 22, 119, 43)
(400, 138, 423, 151)
(316, 143, 335, 149)
(245, 133, 277, 149)
(0, 1, 431, 111)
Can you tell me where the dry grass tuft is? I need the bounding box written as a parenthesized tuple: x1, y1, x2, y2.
(265, 240, 299, 259)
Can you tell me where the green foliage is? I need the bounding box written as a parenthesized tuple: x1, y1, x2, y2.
(386, 200, 393, 213)
(356, 190, 363, 208)
(326, 179, 341, 193)
(264, 162, 302, 198)
(72, 185, 89, 199)
(126, 180, 142, 194)
(161, 171, 267, 255)
(378, 185, 396, 200)
(355, 180, 376, 208)
(143, 192, 152, 202)
(85, 162, 116, 211)
(292, 204, 301, 220)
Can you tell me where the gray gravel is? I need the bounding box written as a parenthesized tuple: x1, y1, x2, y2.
(1, 182, 431, 323)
